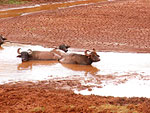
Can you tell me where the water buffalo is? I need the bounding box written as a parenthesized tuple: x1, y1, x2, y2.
(17, 44, 70, 62)
(58, 44, 70, 52)
(59, 49, 100, 65)
(0, 34, 7, 46)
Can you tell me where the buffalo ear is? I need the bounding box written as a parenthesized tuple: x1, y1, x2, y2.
(17, 55, 21, 57)
(66, 45, 70, 48)
(3, 38, 7, 40)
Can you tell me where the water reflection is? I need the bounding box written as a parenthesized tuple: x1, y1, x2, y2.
(0, 46, 3, 50)
(17, 60, 58, 70)
(61, 64, 99, 76)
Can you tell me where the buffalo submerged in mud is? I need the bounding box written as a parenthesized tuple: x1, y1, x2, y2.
(17, 44, 100, 65)
(17, 44, 70, 62)
(59, 49, 100, 65)
(0, 34, 7, 46)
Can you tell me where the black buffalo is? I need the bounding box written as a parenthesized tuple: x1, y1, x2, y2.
(59, 49, 100, 65)
(17, 44, 70, 62)
(0, 34, 7, 46)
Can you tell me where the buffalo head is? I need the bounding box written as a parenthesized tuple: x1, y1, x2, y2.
(85, 49, 100, 62)
(0, 34, 7, 45)
(59, 44, 70, 52)
(17, 48, 32, 62)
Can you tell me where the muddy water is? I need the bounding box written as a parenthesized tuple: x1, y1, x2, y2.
(0, 42, 101, 84)
(1, 43, 150, 98)
(0, 0, 106, 18)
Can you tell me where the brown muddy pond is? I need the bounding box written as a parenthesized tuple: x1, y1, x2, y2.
(0, 0, 106, 18)
(1, 42, 150, 98)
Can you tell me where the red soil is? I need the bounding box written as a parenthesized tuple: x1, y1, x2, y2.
(0, 0, 150, 112)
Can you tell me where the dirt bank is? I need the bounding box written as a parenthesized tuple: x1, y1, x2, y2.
(0, 0, 150, 112)
(0, 0, 150, 53)
(1, 81, 150, 113)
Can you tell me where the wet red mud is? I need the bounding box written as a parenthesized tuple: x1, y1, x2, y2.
(0, 0, 150, 112)
(1, 81, 150, 113)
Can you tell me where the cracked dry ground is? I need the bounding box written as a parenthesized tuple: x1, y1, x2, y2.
(0, 0, 150, 112)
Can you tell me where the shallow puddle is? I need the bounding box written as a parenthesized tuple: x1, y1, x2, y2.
(0, 42, 101, 84)
(0, 42, 150, 98)
(0, 0, 106, 18)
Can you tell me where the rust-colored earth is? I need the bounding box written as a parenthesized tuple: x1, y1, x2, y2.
(0, 0, 150, 112)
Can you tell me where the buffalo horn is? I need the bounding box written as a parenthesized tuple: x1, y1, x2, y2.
(85, 50, 90, 56)
(17, 48, 21, 54)
(27, 49, 32, 54)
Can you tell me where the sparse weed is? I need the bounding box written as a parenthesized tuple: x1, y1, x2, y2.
(89, 104, 139, 113)
(0, 0, 28, 5)
(31, 106, 45, 113)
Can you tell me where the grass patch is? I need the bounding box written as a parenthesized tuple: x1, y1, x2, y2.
(60, 104, 139, 112)
(31, 106, 45, 113)
(89, 104, 139, 113)
(0, 0, 28, 5)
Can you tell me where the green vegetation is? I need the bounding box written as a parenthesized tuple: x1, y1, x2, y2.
(0, 0, 28, 5)
(60, 104, 139, 113)
(89, 104, 139, 113)
(31, 106, 45, 112)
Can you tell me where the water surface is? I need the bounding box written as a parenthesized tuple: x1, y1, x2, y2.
(0, 0, 106, 18)
(1, 42, 150, 98)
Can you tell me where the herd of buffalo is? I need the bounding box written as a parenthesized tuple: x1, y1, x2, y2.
(0, 34, 100, 65)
